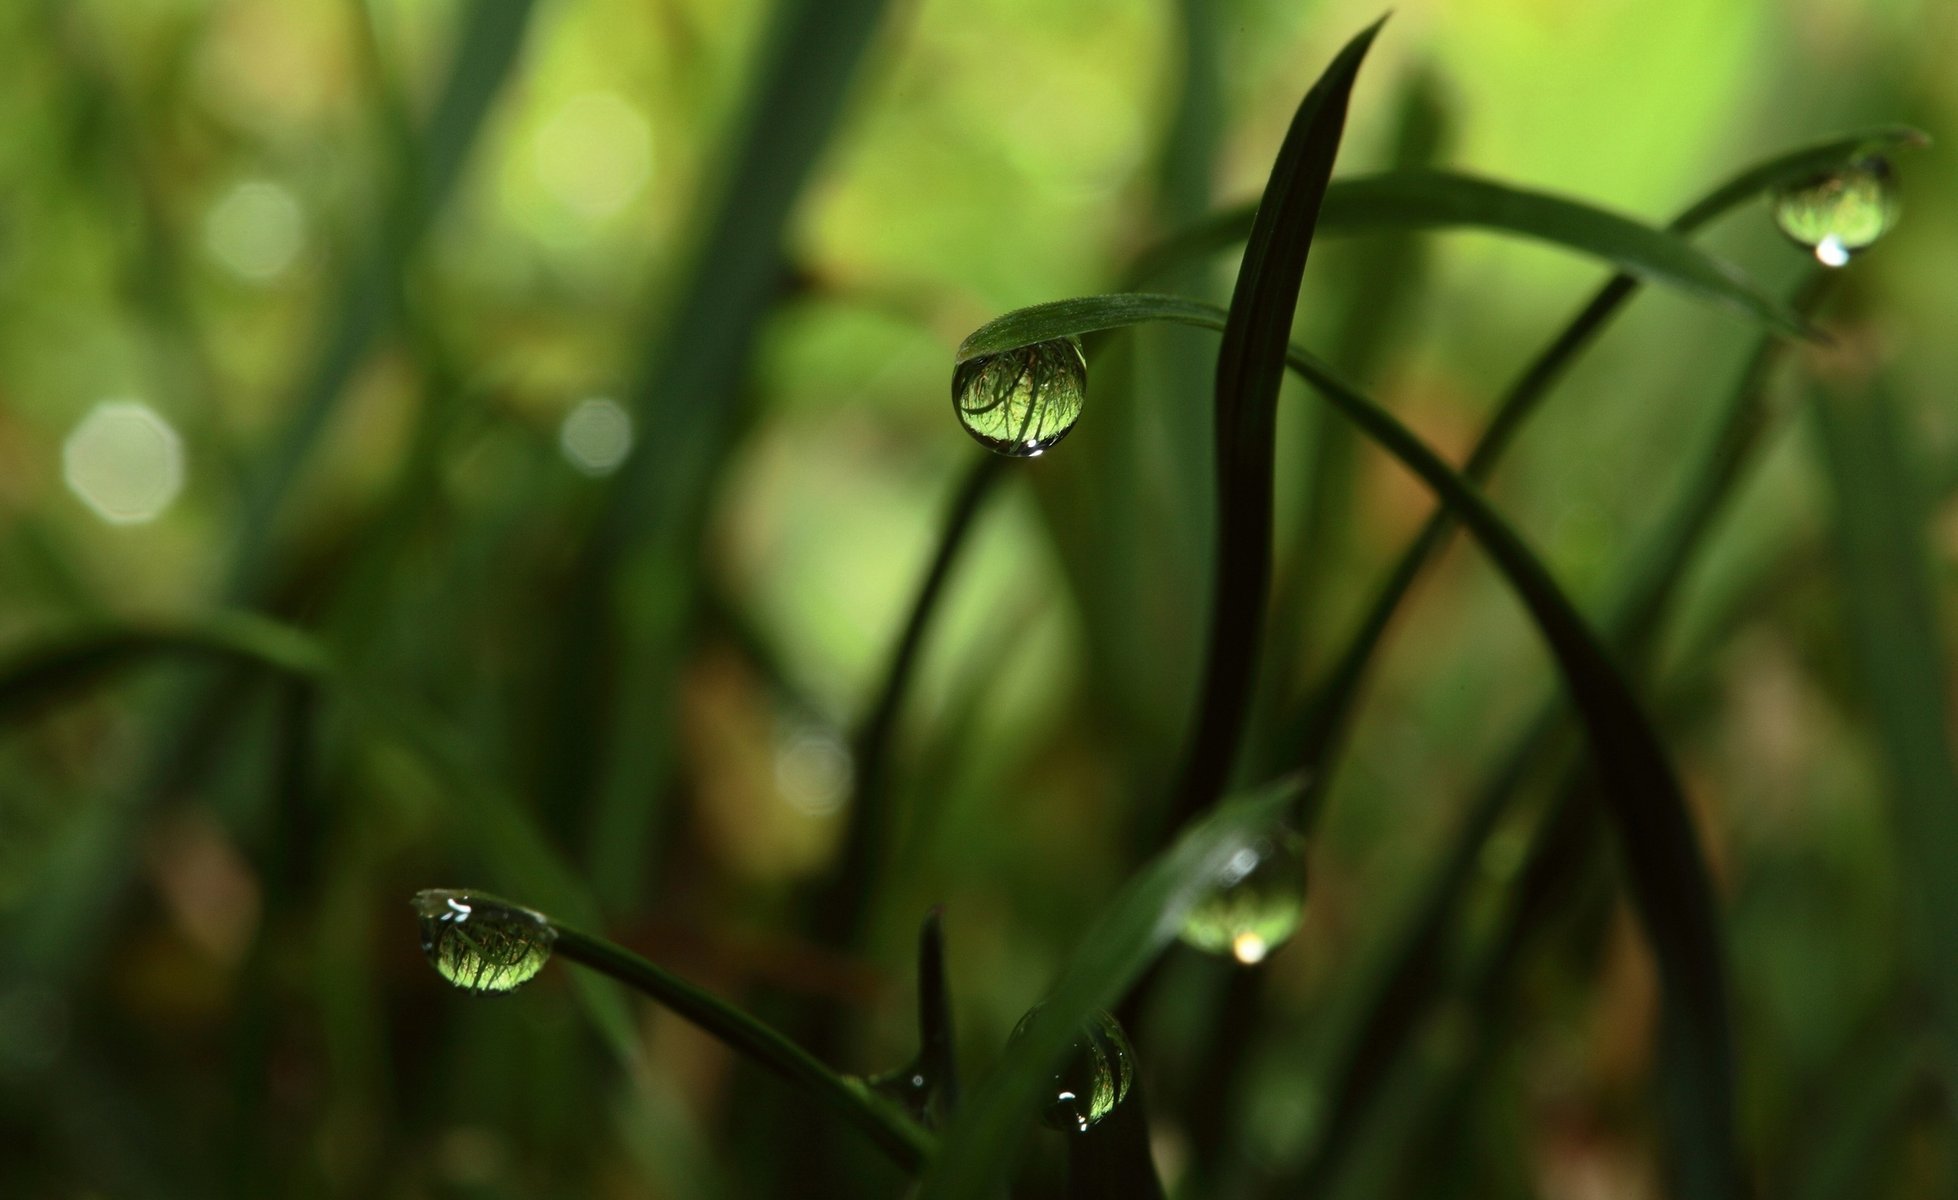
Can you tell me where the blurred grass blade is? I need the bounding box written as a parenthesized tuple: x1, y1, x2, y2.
(230, 0, 538, 593)
(542, 920, 933, 1171)
(917, 776, 1301, 1199)
(952, 289, 1740, 1197)
(0, 615, 330, 723)
(1810, 374, 1958, 1099)
(557, 0, 897, 907)
(811, 456, 1004, 949)
(1162, 15, 1383, 838)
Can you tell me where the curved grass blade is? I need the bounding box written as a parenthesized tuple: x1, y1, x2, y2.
(1287, 277, 1831, 1194)
(539, 918, 932, 1172)
(917, 776, 1301, 1200)
(1163, 15, 1385, 841)
(1128, 125, 1928, 314)
(951, 290, 1740, 1197)
(1274, 125, 1927, 817)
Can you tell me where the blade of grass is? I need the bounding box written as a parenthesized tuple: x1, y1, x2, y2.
(1810, 372, 1958, 1104)
(555, 0, 897, 910)
(810, 455, 1005, 951)
(1156, 16, 1385, 842)
(539, 918, 932, 1172)
(1281, 271, 1831, 1192)
(916, 775, 1301, 1200)
(227, 0, 539, 595)
(1127, 125, 1928, 289)
(952, 290, 1740, 1197)
(917, 909, 961, 1116)
(1271, 125, 1926, 816)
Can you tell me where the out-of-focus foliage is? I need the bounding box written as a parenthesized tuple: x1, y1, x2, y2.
(1, 0, 1954, 1196)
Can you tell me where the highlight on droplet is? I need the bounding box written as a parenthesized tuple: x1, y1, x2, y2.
(533, 91, 655, 220)
(61, 400, 186, 526)
(558, 396, 634, 476)
(203, 180, 307, 282)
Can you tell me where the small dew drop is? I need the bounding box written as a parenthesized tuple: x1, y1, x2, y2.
(1010, 1006, 1135, 1134)
(1771, 155, 1900, 268)
(412, 889, 556, 995)
(952, 337, 1087, 458)
(1179, 827, 1308, 965)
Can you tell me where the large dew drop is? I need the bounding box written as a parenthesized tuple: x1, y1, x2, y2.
(1010, 1006, 1135, 1134)
(1772, 156, 1900, 268)
(952, 337, 1087, 458)
(413, 890, 556, 995)
(1179, 827, 1308, 965)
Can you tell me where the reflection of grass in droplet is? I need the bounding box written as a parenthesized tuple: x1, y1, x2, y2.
(1010, 1006, 1135, 1133)
(1179, 828, 1308, 965)
(413, 890, 556, 995)
(952, 337, 1087, 458)
(1772, 155, 1900, 267)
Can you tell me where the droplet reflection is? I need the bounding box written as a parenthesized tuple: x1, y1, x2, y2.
(1771, 155, 1900, 268)
(62, 401, 186, 525)
(952, 337, 1087, 458)
(1179, 827, 1308, 965)
(412, 889, 556, 995)
(1009, 1006, 1135, 1134)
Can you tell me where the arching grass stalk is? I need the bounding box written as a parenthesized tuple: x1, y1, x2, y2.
(1277, 271, 1833, 1194)
(546, 922, 934, 1172)
(1267, 126, 1925, 815)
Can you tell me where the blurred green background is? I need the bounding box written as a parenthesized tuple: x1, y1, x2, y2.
(2, 0, 1955, 1195)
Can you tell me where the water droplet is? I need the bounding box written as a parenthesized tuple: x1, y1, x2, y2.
(1772, 155, 1900, 268)
(1179, 827, 1308, 965)
(1010, 1006, 1135, 1133)
(412, 890, 556, 995)
(863, 1065, 933, 1123)
(952, 337, 1086, 457)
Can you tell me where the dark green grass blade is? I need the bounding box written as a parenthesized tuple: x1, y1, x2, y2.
(951, 290, 1740, 1197)
(918, 908, 961, 1115)
(1275, 126, 1926, 817)
(1810, 375, 1958, 1099)
(1128, 124, 1928, 303)
(917, 777, 1301, 1200)
(540, 920, 932, 1171)
(1133, 16, 1384, 843)
(810, 456, 1005, 950)
(1288, 279, 1829, 1193)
